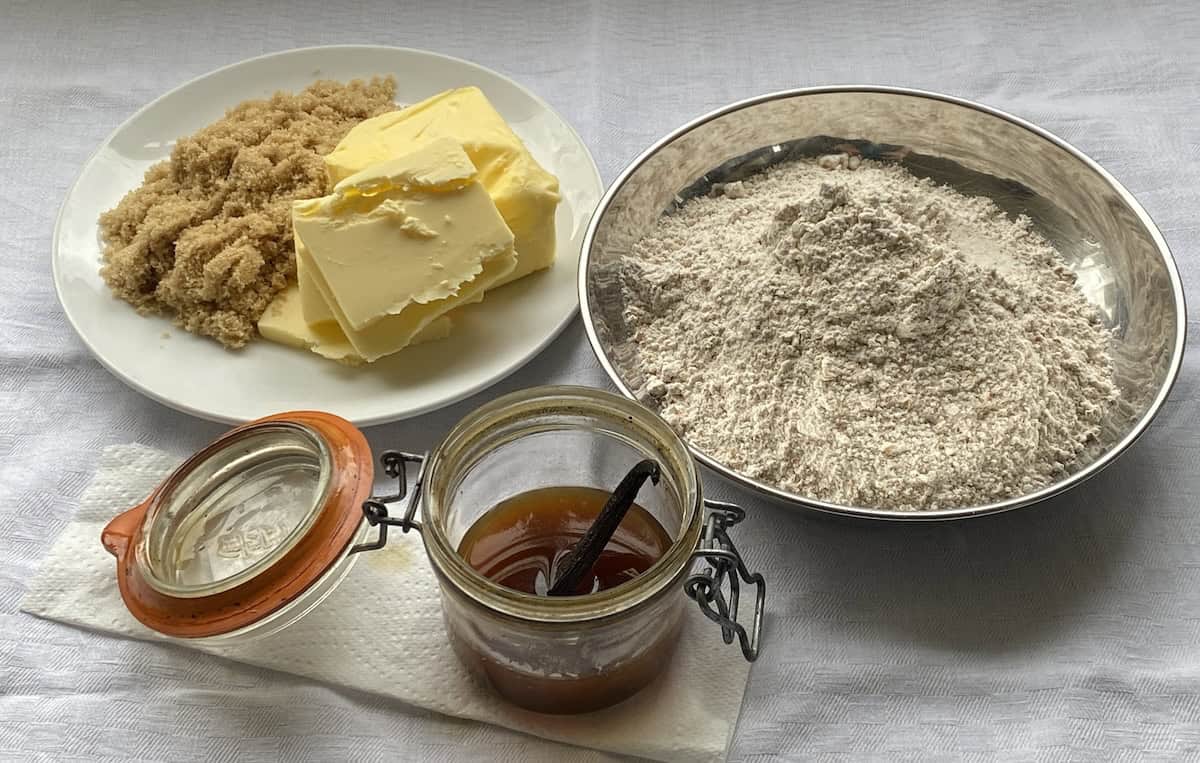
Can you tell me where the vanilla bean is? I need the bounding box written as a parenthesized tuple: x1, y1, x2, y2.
(547, 460, 661, 596)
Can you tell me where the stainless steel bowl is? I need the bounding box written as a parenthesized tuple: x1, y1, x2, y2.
(579, 86, 1186, 521)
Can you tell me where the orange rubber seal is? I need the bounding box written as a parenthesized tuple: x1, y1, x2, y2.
(101, 411, 373, 638)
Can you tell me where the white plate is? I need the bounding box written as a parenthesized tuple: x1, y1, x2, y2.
(54, 46, 603, 426)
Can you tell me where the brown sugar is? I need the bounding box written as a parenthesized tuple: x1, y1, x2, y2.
(99, 77, 397, 348)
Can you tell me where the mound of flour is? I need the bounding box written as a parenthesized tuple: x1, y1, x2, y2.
(621, 159, 1117, 510)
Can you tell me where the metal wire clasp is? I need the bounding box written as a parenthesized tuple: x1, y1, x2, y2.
(684, 499, 765, 661)
(349, 450, 427, 554)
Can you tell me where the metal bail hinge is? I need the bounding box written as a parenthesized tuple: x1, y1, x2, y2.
(349, 450, 427, 554)
(684, 499, 765, 661)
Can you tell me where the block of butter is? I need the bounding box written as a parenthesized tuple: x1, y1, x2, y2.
(294, 240, 462, 347)
(258, 282, 453, 365)
(296, 243, 336, 329)
(324, 86, 560, 287)
(290, 137, 516, 363)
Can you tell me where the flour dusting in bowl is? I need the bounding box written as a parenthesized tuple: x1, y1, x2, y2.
(619, 157, 1118, 510)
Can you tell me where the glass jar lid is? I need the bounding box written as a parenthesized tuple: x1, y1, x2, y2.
(139, 422, 331, 597)
(102, 411, 373, 638)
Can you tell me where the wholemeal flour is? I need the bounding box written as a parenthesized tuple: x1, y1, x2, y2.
(622, 158, 1118, 510)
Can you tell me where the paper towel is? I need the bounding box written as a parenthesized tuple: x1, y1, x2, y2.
(21, 444, 753, 762)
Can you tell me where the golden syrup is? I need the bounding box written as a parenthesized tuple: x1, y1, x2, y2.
(452, 486, 679, 713)
(457, 486, 672, 596)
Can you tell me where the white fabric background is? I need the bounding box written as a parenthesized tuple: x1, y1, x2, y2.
(2, 0, 1198, 760)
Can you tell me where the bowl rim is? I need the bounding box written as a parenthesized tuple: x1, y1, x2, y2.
(577, 84, 1188, 521)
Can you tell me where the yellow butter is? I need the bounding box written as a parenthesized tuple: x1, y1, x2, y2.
(324, 86, 560, 286)
(293, 138, 516, 362)
(301, 243, 513, 362)
(259, 283, 454, 364)
(296, 243, 336, 328)
(297, 138, 512, 332)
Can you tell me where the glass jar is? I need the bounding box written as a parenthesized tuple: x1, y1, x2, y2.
(101, 387, 764, 713)
(100, 411, 374, 642)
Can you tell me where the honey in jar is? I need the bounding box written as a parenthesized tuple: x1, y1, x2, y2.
(451, 485, 680, 712)
(457, 486, 672, 596)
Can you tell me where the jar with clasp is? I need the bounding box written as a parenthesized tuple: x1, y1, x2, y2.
(101, 386, 765, 713)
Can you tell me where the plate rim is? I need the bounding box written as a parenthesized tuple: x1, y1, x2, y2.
(52, 44, 603, 427)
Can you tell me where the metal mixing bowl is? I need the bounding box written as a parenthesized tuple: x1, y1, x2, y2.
(578, 86, 1186, 521)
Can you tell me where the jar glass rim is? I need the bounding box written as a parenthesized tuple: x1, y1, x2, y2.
(420, 385, 704, 624)
(135, 422, 333, 598)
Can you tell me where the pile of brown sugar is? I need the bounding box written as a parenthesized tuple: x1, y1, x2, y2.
(99, 76, 397, 348)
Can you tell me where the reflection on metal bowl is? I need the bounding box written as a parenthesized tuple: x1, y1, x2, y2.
(579, 86, 1186, 521)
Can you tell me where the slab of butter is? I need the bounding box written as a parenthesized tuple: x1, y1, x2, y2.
(292, 138, 516, 362)
(324, 86, 560, 287)
(259, 283, 452, 365)
(303, 244, 512, 363)
(296, 242, 336, 328)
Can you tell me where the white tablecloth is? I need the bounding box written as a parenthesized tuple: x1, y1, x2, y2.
(3, 1, 1198, 759)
